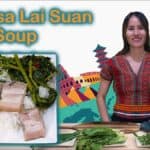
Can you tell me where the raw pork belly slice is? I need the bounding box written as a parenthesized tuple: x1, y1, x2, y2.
(0, 82, 27, 112)
(0, 94, 25, 112)
(19, 108, 45, 141)
(1, 82, 27, 97)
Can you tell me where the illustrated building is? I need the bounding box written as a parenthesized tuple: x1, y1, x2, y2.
(58, 64, 100, 108)
(58, 44, 107, 108)
(93, 44, 108, 68)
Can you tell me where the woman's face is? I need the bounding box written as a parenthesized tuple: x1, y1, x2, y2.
(126, 16, 146, 49)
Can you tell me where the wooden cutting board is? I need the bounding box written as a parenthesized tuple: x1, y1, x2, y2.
(60, 122, 140, 133)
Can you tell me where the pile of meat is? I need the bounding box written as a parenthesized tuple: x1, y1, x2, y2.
(0, 81, 46, 141)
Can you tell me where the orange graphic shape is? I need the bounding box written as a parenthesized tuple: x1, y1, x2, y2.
(84, 87, 96, 99)
(68, 89, 82, 103)
(59, 96, 67, 107)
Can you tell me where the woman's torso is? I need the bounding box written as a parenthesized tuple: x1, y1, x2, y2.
(109, 53, 150, 120)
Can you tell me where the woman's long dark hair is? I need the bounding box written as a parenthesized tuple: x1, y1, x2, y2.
(117, 11, 150, 55)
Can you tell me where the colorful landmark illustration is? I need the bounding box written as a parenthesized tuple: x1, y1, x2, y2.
(58, 44, 115, 123)
(58, 44, 109, 108)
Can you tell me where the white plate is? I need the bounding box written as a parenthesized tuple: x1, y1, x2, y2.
(0, 52, 58, 146)
(104, 142, 127, 147)
(135, 132, 150, 148)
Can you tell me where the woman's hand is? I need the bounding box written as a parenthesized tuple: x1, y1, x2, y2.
(97, 78, 111, 122)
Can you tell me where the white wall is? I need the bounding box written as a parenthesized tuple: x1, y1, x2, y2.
(0, 1, 150, 76)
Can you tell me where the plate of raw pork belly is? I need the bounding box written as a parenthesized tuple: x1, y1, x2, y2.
(0, 51, 58, 146)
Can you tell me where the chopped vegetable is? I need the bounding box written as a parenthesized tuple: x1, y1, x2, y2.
(0, 54, 58, 109)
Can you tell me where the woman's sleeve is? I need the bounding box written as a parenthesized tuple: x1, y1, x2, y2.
(100, 59, 113, 81)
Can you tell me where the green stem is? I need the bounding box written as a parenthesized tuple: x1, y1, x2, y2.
(29, 60, 38, 88)
(0, 64, 19, 70)
(14, 54, 33, 92)
(30, 90, 37, 104)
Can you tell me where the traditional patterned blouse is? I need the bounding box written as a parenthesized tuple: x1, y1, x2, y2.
(101, 53, 150, 120)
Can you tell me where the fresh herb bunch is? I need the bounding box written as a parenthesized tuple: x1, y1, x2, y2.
(76, 127, 126, 150)
(59, 131, 78, 143)
(136, 133, 150, 145)
(60, 127, 126, 150)
(0, 54, 58, 109)
(9, 55, 57, 83)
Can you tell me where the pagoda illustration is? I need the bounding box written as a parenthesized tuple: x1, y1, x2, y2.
(93, 44, 108, 68)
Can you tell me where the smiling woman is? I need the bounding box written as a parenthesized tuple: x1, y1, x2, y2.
(97, 11, 150, 123)
(49, 8, 93, 24)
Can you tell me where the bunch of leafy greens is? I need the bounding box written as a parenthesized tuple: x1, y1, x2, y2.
(60, 127, 126, 150)
(59, 131, 78, 143)
(136, 133, 150, 145)
(0, 54, 57, 109)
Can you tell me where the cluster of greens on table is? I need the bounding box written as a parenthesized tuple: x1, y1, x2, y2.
(60, 127, 126, 150)
(135, 133, 150, 145)
(0, 54, 57, 109)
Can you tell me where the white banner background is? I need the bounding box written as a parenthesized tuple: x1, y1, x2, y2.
(0, 1, 150, 76)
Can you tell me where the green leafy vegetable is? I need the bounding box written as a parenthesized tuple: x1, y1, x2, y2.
(59, 127, 126, 150)
(76, 127, 126, 150)
(60, 131, 78, 143)
(136, 133, 150, 145)
(0, 54, 58, 109)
